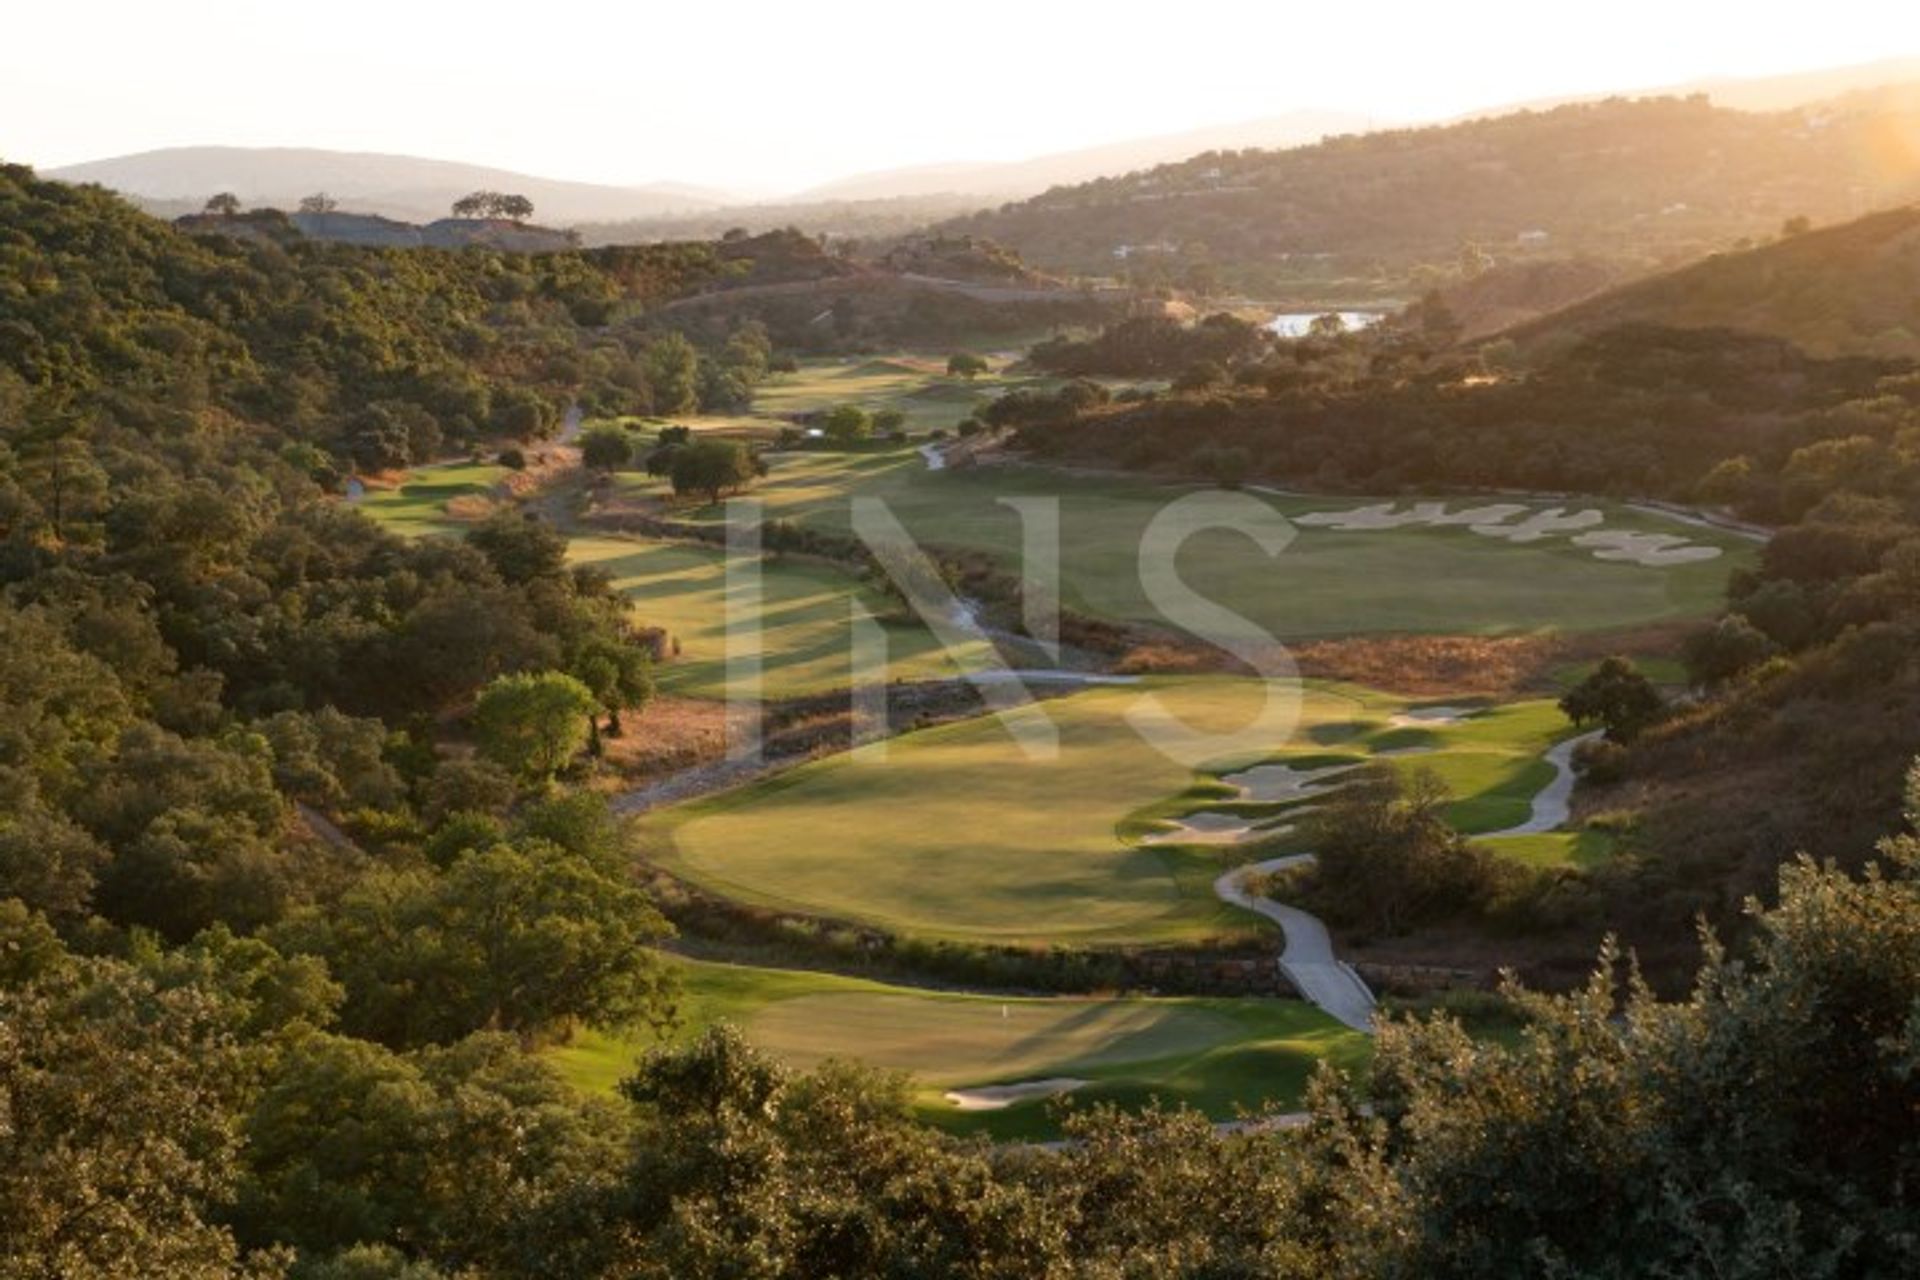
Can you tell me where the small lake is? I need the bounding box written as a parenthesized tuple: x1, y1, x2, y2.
(1267, 310, 1386, 337)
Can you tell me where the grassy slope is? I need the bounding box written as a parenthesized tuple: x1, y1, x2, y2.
(647, 683, 1599, 947)
(1502, 205, 1920, 359)
(551, 955, 1371, 1141)
(647, 678, 1371, 947)
(634, 449, 1752, 637)
(567, 533, 990, 700)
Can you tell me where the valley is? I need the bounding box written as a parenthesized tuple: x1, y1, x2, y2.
(10, 31, 1920, 1270)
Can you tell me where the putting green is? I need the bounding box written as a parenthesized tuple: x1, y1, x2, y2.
(647, 678, 1379, 946)
(632, 453, 1752, 638)
(1158, 698, 1584, 845)
(568, 533, 990, 700)
(549, 956, 1371, 1141)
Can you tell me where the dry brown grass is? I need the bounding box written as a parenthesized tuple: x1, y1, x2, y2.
(1290, 623, 1699, 697)
(443, 494, 500, 522)
(1291, 633, 1567, 697)
(593, 696, 730, 785)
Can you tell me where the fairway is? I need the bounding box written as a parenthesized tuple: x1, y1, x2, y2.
(550, 956, 1371, 1141)
(568, 533, 990, 699)
(633, 450, 1753, 637)
(648, 681, 1594, 948)
(354, 462, 506, 537)
(750, 354, 1050, 433)
(649, 678, 1381, 945)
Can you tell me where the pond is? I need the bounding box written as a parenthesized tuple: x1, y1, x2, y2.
(1267, 310, 1385, 337)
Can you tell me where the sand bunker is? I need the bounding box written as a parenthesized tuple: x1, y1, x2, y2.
(944, 1077, 1089, 1111)
(1144, 812, 1258, 845)
(1388, 705, 1475, 727)
(1294, 500, 1720, 566)
(1469, 506, 1605, 543)
(1572, 530, 1725, 566)
(1218, 761, 1358, 803)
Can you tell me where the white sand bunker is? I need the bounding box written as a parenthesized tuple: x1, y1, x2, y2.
(1469, 506, 1605, 543)
(1294, 500, 1719, 566)
(1388, 705, 1475, 727)
(944, 1077, 1088, 1111)
(1572, 530, 1724, 566)
(1219, 761, 1358, 803)
(1145, 811, 1258, 845)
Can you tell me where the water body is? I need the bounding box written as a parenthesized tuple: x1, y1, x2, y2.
(1267, 311, 1385, 338)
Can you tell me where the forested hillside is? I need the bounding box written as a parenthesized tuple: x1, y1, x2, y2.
(938, 91, 1920, 294)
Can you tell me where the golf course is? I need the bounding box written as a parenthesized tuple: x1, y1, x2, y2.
(613, 444, 1755, 639)
(641, 677, 1600, 948)
(354, 350, 1743, 1138)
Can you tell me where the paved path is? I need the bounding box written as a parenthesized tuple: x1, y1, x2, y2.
(1211, 727, 1603, 1032)
(1214, 855, 1377, 1031)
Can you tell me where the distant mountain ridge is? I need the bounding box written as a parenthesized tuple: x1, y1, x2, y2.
(792, 110, 1377, 202)
(46, 146, 730, 226)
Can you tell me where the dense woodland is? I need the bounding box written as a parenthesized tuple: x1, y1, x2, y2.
(3, 162, 1919, 1276)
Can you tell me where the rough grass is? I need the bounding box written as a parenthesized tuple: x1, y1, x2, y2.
(549, 955, 1371, 1141)
(1478, 829, 1617, 869)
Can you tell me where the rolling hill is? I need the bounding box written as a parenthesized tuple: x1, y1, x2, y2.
(1499, 204, 1920, 359)
(934, 91, 1920, 294)
(45, 145, 731, 225)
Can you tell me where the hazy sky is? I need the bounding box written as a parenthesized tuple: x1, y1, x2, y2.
(4, 1, 1912, 194)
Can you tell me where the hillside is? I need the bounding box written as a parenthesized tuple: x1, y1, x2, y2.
(1499, 204, 1920, 358)
(46, 145, 729, 225)
(936, 92, 1920, 294)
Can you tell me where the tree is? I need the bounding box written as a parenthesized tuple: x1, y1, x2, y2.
(299, 192, 339, 215)
(1173, 359, 1228, 393)
(1, 951, 265, 1278)
(1683, 613, 1777, 688)
(871, 408, 906, 438)
(495, 193, 534, 223)
(451, 191, 494, 218)
(644, 333, 701, 416)
(1302, 766, 1512, 935)
(568, 633, 653, 741)
(471, 672, 597, 784)
(1559, 655, 1666, 743)
(467, 510, 567, 584)
(947, 352, 990, 379)
(669, 439, 757, 504)
(578, 424, 635, 473)
(203, 192, 241, 217)
(821, 403, 871, 445)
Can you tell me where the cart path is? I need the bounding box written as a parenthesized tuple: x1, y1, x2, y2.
(1212, 729, 1602, 1032)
